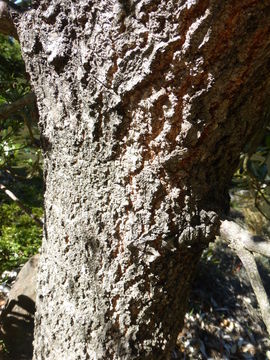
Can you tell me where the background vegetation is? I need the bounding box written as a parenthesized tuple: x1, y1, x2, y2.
(0, 34, 43, 275)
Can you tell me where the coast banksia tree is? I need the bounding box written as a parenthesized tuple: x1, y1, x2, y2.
(1, 0, 270, 359)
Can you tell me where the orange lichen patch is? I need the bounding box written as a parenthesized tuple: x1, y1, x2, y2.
(245, 26, 270, 63)
(111, 223, 125, 258)
(163, 71, 209, 145)
(149, 94, 169, 139)
(208, 0, 262, 62)
(111, 294, 120, 311)
(177, 147, 201, 169)
(208, 101, 221, 119)
(106, 52, 118, 87)
(224, 28, 270, 98)
(177, 0, 210, 41)
(109, 314, 120, 333)
(129, 302, 140, 319)
(114, 264, 123, 283)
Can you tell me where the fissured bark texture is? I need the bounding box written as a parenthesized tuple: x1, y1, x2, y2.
(16, 1, 270, 359)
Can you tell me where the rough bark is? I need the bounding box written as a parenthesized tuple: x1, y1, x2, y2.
(14, 1, 270, 359)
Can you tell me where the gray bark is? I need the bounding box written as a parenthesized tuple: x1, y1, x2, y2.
(14, 0, 270, 359)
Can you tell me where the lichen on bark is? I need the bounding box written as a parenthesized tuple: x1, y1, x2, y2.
(14, 0, 270, 359)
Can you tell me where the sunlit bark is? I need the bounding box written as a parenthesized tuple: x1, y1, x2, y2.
(14, 1, 270, 359)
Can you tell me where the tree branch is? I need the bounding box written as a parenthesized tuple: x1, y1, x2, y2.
(236, 247, 270, 337)
(0, 0, 18, 39)
(0, 182, 43, 228)
(220, 219, 270, 258)
(220, 219, 270, 336)
(0, 92, 36, 120)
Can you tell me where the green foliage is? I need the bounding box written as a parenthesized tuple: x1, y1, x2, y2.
(0, 34, 41, 178)
(202, 244, 220, 265)
(0, 203, 42, 273)
(0, 34, 43, 275)
(0, 175, 43, 274)
(233, 127, 270, 221)
(0, 34, 27, 101)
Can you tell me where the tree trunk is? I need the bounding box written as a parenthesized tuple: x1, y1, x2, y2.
(15, 1, 270, 359)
